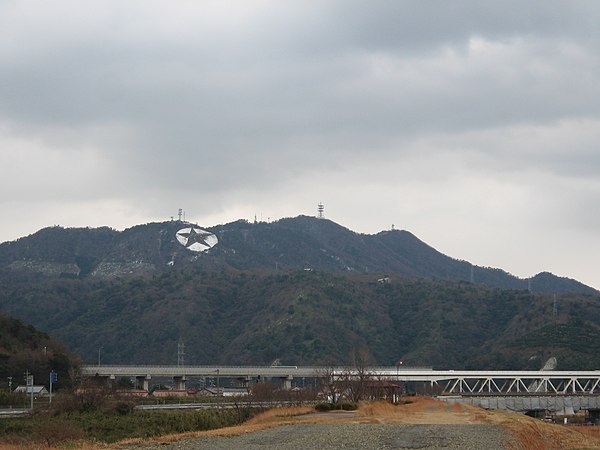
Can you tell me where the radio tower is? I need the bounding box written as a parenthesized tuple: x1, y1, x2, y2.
(317, 203, 324, 219)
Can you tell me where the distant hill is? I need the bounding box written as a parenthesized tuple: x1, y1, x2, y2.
(0, 216, 596, 295)
(0, 310, 79, 390)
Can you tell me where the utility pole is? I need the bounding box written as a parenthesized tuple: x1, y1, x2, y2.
(216, 368, 220, 406)
(49, 370, 57, 405)
(25, 371, 33, 409)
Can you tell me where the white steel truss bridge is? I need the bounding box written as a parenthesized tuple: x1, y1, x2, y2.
(431, 371, 600, 395)
(338, 369, 600, 396)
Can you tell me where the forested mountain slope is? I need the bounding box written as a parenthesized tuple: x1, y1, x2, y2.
(1, 268, 598, 370)
(0, 309, 79, 389)
(0, 216, 595, 294)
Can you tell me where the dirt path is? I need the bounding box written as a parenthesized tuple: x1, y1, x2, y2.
(114, 397, 600, 450)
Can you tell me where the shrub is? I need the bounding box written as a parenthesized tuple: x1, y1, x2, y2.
(314, 402, 333, 411)
(33, 417, 84, 447)
(0, 390, 26, 407)
(314, 402, 358, 412)
(115, 401, 135, 415)
(0, 399, 262, 445)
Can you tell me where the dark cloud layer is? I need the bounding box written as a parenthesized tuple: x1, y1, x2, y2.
(0, 1, 599, 289)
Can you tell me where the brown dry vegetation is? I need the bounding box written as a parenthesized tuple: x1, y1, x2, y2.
(12, 398, 600, 449)
(110, 397, 600, 450)
(355, 398, 600, 449)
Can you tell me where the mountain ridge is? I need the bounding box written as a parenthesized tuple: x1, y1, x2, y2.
(0, 215, 595, 295)
(1, 215, 599, 369)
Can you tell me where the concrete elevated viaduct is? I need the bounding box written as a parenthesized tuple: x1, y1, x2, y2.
(81, 366, 600, 396)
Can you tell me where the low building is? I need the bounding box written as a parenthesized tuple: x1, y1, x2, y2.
(116, 389, 149, 397)
(14, 385, 49, 396)
(152, 389, 189, 397)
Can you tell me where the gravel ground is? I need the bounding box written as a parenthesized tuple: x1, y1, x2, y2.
(127, 423, 516, 449)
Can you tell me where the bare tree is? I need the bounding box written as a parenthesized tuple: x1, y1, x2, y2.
(340, 349, 372, 403)
(317, 365, 341, 403)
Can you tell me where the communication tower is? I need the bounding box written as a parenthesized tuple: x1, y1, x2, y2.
(317, 203, 324, 219)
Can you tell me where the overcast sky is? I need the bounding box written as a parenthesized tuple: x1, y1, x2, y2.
(1, 1, 599, 289)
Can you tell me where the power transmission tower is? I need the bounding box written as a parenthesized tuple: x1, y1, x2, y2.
(177, 337, 185, 367)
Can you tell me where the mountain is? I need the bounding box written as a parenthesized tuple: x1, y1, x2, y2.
(0, 216, 595, 295)
(0, 268, 599, 370)
(1, 215, 598, 370)
(0, 310, 79, 389)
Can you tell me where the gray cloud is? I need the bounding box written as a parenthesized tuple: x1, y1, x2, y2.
(1, 1, 599, 288)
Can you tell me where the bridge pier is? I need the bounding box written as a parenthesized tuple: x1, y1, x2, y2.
(283, 375, 293, 390)
(173, 376, 186, 390)
(237, 376, 252, 388)
(135, 375, 151, 391)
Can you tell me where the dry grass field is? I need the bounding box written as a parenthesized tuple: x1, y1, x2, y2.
(110, 397, 600, 450)
(4, 397, 600, 449)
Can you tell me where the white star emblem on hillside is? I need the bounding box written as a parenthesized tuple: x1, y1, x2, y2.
(176, 227, 218, 252)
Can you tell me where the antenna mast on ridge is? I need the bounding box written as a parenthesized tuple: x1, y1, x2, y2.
(317, 203, 324, 219)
